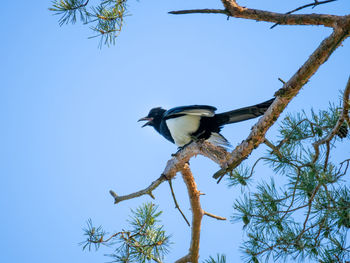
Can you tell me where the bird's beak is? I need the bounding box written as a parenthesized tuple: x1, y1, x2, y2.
(138, 117, 153, 127)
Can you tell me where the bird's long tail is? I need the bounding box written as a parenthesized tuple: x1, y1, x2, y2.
(215, 98, 275, 126)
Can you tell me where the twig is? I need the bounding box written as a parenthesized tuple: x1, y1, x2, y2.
(337, 158, 350, 177)
(249, 157, 266, 178)
(312, 76, 350, 163)
(278, 78, 286, 84)
(109, 175, 163, 204)
(296, 184, 322, 241)
(270, 0, 338, 29)
(264, 138, 283, 159)
(280, 167, 302, 221)
(168, 179, 191, 227)
(204, 211, 227, 220)
(169, 9, 228, 15)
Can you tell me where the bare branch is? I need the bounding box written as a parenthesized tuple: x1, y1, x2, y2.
(270, 0, 338, 29)
(204, 211, 227, 220)
(169, 9, 228, 15)
(170, 0, 345, 28)
(221, 0, 344, 28)
(110, 141, 230, 204)
(177, 164, 204, 263)
(168, 179, 191, 227)
(278, 78, 286, 84)
(109, 175, 164, 204)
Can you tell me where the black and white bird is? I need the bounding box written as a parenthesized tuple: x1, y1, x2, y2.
(138, 98, 274, 148)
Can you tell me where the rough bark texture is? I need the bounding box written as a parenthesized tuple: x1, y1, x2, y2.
(170, 0, 348, 28)
(174, 164, 204, 263)
(221, 0, 344, 27)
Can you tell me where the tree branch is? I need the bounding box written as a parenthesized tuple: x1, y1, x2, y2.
(204, 211, 227, 220)
(170, 0, 346, 28)
(343, 76, 350, 127)
(213, 19, 350, 181)
(176, 164, 204, 263)
(110, 141, 231, 204)
(312, 75, 350, 162)
(109, 176, 161, 204)
(168, 179, 191, 227)
(169, 9, 228, 15)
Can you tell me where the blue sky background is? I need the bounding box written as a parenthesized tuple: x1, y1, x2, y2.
(1, 0, 349, 262)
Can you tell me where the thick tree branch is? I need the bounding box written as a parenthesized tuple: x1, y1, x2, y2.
(176, 164, 204, 263)
(213, 20, 350, 181)
(170, 0, 346, 28)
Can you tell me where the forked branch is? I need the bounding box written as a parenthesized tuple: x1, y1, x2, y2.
(110, 141, 231, 204)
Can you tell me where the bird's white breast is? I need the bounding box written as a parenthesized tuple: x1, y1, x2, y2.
(165, 115, 201, 147)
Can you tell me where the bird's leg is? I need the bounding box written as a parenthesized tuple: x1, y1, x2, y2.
(190, 130, 205, 141)
(171, 142, 192, 157)
(171, 136, 207, 157)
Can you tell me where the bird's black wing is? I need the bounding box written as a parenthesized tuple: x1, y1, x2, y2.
(163, 105, 217, 119)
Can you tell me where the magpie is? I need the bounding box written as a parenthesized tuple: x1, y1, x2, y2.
(138, 98, 275, 148)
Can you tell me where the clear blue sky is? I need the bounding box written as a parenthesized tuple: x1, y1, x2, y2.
(1, 0, 349, 262)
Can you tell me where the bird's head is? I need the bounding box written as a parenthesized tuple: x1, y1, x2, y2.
(138, 107, 166, 129)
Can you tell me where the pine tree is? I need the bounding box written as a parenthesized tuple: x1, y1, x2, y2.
(50, 1, 350, 262)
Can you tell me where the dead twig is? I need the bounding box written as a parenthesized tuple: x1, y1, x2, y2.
(270, 0, 338, 29)
(168, 179, 191, 227)
(204, 211, 227, 221)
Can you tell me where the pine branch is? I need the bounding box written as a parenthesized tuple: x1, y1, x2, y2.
(312, 76, 350, 163)
(213, 18, 350, 181)
(81, 204, 170, 262)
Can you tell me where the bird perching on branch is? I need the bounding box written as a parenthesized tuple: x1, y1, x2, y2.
(138, 98, 275, 148)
